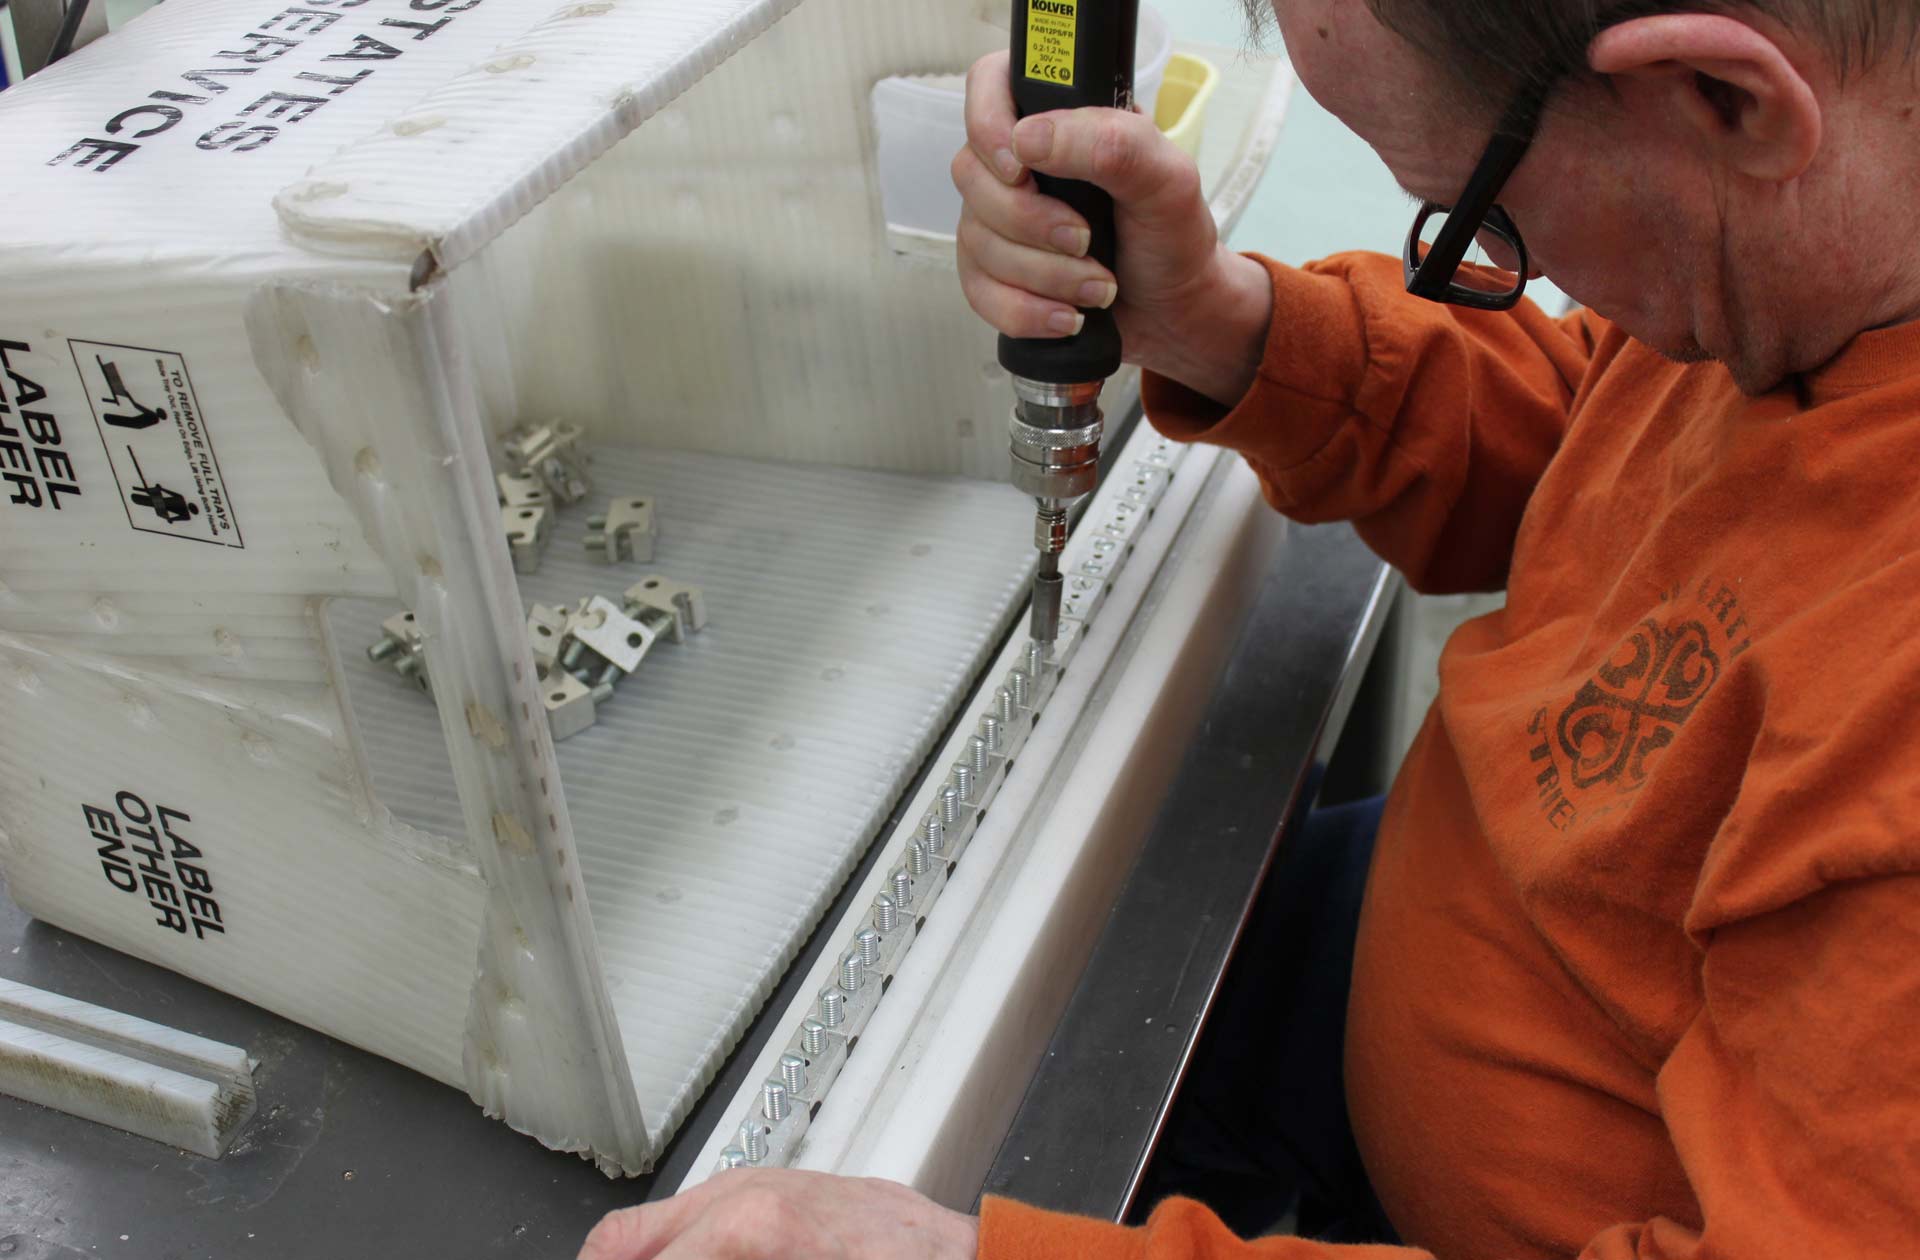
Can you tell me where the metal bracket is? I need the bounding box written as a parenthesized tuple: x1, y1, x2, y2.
(503, 422, 592, 505)
(623, 577, 707, 644)
(585, 497, 658, 565)
(503, 503, 552, 575)
(367, 610, 430, 693)
(496, 470, 548, 509)
(564, 594, 657, 678)
(540, 670, 599, 742)
(526, 603, 572, 672)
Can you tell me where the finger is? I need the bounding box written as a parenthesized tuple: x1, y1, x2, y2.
(958, 246, 1086, 341)
(577, 1177, 737, 1260)
(957, 213, 1115, 310)
(951, 146, 1091, 257)
(1009, 107, 1202, 225)
(964, 50, 1026, 184)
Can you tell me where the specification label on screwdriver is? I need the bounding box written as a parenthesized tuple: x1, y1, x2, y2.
(1025, 0, 1076, 85)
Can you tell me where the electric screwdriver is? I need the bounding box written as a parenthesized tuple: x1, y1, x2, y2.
(1000, 0, 1140, 644)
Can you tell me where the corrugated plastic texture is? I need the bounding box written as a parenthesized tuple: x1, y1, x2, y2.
(414, 0, 1131, 483)
(0, 633, 486, 1086)
(0, 0, 551, 255)
(329, 444, 1032, 1141)
(0, 266, 399, 684)
(276, 0, 806, 265)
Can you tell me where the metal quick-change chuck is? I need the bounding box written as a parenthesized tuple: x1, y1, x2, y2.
(999, 0, 1141, 643)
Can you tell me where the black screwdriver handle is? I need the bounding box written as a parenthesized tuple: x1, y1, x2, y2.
(996, 0, 1140, 385)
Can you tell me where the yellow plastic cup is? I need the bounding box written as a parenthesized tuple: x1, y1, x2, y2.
(1155, 52, 1220, 160)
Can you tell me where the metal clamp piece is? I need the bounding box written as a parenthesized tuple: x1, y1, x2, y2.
(503, 421, 592, 505)
(504, 503, 552, 575)
(526, 603, 572, 672)
(624, 577, 708, 644)
(585, 498, 658, 565)
(540, 671, 598, 742)
(496, 470, 547, 509)
(565, 595, 658, 677)
(367, 610, 430, 694)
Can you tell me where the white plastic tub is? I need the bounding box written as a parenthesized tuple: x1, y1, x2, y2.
(872, 5, 1172, 245)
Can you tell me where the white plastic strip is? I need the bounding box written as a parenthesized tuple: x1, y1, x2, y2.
(0, 978, 256, 1158)
(679, 422, 1221, 1183)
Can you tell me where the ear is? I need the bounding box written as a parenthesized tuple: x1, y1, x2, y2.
(1590, 14, 1823, 183)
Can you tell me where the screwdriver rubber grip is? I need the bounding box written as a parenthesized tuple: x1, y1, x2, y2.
(996, 0, 1140, 385)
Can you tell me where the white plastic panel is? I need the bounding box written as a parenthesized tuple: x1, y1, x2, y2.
(330, 443, 1033, 1142)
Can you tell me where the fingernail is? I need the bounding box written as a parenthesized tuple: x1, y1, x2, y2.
(1051, 225, 1091, 256)
(1077, 280, 1117, 309)
(1046, 309, 1085, 336)
(992, 148, 1023, 182)
(1012, 118, 1055, 163)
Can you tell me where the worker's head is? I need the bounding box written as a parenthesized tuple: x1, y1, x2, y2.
(1267, 0, 1920, 391)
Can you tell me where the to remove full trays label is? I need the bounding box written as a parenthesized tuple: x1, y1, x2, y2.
(68, 339, 244, 548)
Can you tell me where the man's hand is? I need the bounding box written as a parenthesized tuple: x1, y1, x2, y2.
(578, 1168, 980, 1260)
(953, 50, 1272, 407)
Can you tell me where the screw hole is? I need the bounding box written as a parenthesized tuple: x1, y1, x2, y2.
(643, 579, 660, 589)
(550, 691, 566, 702)
(626, 633, 643, 647)
(631, 500, 646, 508)
(536, 626, 552, 637)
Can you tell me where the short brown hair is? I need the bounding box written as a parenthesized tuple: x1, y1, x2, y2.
(1333, 2, 1914, 106)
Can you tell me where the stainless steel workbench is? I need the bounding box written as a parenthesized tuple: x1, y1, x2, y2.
(0, 517, 1392, 1259)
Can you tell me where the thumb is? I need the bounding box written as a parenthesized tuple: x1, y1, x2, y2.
(1009, 107, 1197, 224)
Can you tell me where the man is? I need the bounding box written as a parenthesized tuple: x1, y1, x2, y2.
(580, 0, 1920, 1255)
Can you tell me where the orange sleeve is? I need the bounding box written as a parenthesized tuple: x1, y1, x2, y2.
(978, 1196, 1428, 1260)
(1140, 252, 1597, 594)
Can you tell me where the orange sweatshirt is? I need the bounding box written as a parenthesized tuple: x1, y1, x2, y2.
(979, 253, 1920, 1260)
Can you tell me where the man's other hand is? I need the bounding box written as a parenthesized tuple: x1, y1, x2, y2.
(578, 1168, 980, 1260)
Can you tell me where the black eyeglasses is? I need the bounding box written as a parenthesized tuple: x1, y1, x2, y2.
(1404, 83, 1551, 311)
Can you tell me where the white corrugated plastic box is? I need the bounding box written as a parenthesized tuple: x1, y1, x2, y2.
(0, 0, 1293, 1178)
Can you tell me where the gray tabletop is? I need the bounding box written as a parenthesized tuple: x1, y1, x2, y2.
(0, 520, 1391, 1260)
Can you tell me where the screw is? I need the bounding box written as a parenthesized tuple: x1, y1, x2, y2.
(921, 812, 944, 857)
(762, 1077, 790, 1123)
(1009, 669, 1031, 708)
(739, 1120, 768, 1163)
(982, 714, 1003, 754)
(939, 784, 961, 826)
(907, 838, 930, 877)
(801, 1017, 828, 1056)
(838, 950, 864, 993)
(587, 514, 608, 530)
(995, 686, 1015, 724)
(855, 928, 881, 969)
(595, 660, 622, 687)
(394, 652, 423, 678)
(367, 637, 400, 663)
(952, 762, 974, 803)
(590, 682, 614, 704)
(872, 893, 898, 934)
(779, 1053, 808, 1094)
(967, 734, 990, 777)
(889, 867, 912, 907)
(1024, 640, 1044, 677)
(717, 1146, 748, 1170)
(819, 986, 846, 1027)
(561, 640, 587, 670)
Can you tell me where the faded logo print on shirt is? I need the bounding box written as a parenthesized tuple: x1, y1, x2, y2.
(1557, 619, 1720, 790)
(1524, 580, 1755, 832)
